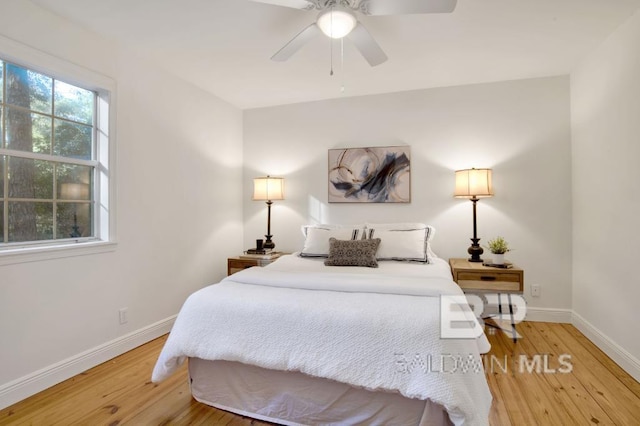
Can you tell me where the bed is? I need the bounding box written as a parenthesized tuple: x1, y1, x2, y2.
(152, 224, 492, 426)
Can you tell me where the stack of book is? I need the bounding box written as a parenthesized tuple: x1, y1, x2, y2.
(240, 249, 282, 259)
(482, 262, 513, 269)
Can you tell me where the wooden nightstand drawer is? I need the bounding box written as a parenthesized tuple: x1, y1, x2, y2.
(227, 254, 284, 276)
(456, 273, 522, 292)
(449, 258, 524, 293)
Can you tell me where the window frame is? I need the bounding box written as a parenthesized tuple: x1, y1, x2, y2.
(0, 35, 116, 265)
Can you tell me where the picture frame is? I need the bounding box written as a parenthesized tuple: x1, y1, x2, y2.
(328, 146, 411, 203)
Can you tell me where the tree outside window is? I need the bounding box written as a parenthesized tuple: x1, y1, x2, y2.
(0, 59, 96, 245)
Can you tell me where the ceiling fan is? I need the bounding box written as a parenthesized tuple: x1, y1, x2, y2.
(251, 0, 458, 67)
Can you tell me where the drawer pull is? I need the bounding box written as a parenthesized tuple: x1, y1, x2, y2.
(480, 276, 496, 281)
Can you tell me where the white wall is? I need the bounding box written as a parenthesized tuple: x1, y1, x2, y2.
(243, 76, 573, 318)
(0, 1, 244, 407)
(571, 9, 640, 378)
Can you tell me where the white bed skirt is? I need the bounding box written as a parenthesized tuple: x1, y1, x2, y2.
(189, 358, 463, 426)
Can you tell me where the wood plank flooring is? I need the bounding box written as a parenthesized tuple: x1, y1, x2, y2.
(1, 322, 639, 425)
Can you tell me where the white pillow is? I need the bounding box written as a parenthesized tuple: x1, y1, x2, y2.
(364, 222, 430, 231)
(300, 225, 363, 257)
(364, 223, 436, 263)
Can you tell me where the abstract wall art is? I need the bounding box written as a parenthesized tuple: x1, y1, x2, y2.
(328, 146, 411, 203)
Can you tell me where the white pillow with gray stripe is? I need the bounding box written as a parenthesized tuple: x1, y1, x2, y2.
(364, 223, 436, 263)
(300, 225, 362, 257)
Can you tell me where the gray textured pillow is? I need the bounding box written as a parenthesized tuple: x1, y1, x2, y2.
(324, 237, 381, 268)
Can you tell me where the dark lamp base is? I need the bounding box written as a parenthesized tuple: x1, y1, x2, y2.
(263, 235, 275, 250)
(467, 238, 484, 263)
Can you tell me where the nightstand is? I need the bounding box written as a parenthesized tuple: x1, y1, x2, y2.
(449, 258, 524, 342)
(227, 253, 283, 276)
(448, 258, 523, 293)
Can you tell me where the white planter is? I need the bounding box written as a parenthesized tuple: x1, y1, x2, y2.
(492, 253, 505, 265)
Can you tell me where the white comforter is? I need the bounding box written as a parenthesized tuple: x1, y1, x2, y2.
(152, 255, 492, 425)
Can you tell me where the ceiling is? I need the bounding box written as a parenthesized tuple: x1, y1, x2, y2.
(30, 0, 640, 109)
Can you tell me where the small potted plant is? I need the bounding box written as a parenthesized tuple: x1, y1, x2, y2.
(486, 236, 510, 265)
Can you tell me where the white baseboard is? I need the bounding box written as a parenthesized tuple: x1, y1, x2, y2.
(0, 315, 176, 410)
(572, 312, 640, 382)
(524, 307, 573, 323)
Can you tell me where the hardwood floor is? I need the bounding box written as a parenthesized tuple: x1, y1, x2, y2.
(1, 322, 639, 425)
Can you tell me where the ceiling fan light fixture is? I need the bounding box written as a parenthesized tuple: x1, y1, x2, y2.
(317, 7, 357, 39)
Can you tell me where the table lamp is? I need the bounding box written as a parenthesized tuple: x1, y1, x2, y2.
(454, 168, 494, 262)
(252, 176, 285, 250)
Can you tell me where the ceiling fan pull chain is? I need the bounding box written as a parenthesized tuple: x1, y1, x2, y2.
(340, 37, 345, 92)
(330, 47, 334, 76)
(329, 4, 334, 75)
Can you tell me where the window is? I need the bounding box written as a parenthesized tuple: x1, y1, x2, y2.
(0, 59, 96, 245)
(0, 43, 114, 260)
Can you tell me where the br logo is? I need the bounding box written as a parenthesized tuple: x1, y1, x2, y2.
(440, 294, 526, 339)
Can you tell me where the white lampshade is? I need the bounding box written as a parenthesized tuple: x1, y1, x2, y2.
(454, 168, 494, 198)
(253, 176, 285, 201)
(317, 7, 357, 39)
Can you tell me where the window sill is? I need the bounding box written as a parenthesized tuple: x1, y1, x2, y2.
(0, 240, 117, 266)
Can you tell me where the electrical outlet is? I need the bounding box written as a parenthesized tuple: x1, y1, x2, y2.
(119, 308, 128, 324)
(531, 284, 541, 297)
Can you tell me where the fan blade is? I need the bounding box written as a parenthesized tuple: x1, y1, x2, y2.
(346, 23, 388, 67)
(361, 0, 457, 15)
(250, 0, 315, 10)
(271, 23, 321, 61)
